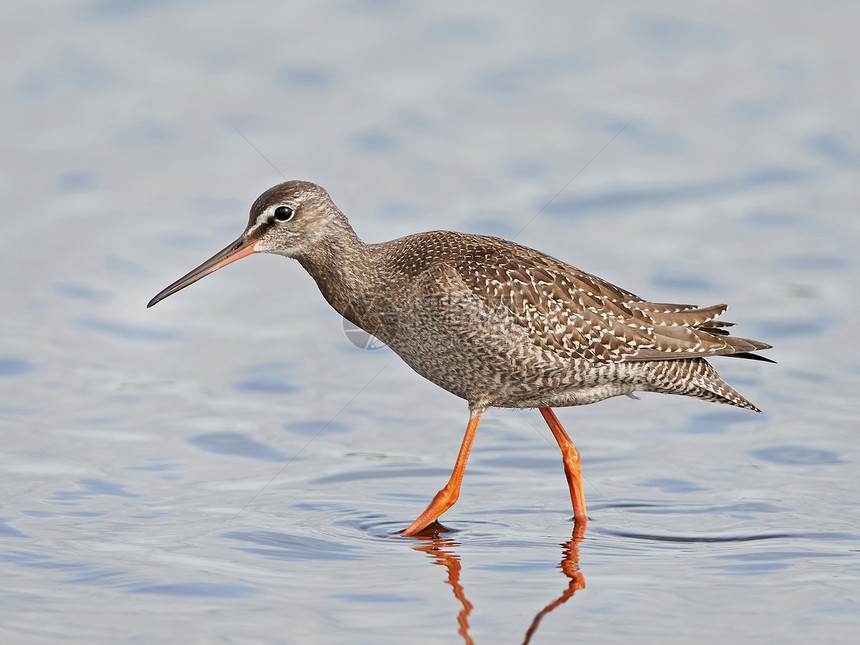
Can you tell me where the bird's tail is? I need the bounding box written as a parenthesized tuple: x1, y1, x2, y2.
(643, 357, 762, 412)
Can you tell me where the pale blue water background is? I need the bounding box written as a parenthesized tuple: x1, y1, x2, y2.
(2, 1, 859, 643)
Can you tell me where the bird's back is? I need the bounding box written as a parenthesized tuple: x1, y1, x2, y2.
(361, 230, 770, 412)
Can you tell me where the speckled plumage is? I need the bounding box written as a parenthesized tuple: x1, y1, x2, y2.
(148, 180, 772, 534)
(246, 182, 770, 415)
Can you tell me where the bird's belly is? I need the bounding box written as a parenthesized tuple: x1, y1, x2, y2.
(356, 288, 653, 410)
(384, 324, 649, 410)
(495, 378, 639, 409)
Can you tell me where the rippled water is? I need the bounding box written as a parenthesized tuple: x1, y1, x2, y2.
(3, 1, 860, 643)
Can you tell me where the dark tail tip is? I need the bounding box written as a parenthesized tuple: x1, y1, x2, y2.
(729, 352, 777, 364)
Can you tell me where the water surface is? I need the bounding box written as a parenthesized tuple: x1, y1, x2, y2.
(2, 1, 859, 643)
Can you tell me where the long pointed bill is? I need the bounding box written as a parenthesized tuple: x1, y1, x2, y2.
(147, 235, 258, 308)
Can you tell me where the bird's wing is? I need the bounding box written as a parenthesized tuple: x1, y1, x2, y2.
(445, 239, 768, 363)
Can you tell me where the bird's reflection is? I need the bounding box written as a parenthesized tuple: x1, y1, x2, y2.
(408, 522, 586, 645)
(410, 526, 475, 645)
(522, 523, 586, 644)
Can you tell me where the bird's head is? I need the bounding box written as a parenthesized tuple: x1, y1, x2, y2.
(147, 180, 342, 308)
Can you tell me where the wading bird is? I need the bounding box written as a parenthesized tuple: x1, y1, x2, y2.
(148, 181, 772, 536)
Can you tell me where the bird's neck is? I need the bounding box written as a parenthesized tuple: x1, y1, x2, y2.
(295, 218, 377, 321)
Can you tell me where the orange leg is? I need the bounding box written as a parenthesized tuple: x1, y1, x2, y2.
(539, 408, 588, 526)
(401, 413, 482, 537)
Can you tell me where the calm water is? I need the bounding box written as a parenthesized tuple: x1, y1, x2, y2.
(3, 1, 859, 643)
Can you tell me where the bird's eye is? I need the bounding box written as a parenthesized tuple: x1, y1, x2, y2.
(274, 206, 294, 221)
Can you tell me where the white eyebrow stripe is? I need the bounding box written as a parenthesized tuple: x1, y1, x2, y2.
(247, 208, 274, 235)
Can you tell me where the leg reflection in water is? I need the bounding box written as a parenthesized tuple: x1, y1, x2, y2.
(408, 523, 586, 645)
(410, 531, 475, 645)
(522, 524, 586, 644)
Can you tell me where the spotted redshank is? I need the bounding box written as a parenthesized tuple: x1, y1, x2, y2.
(148, 181, 772, 536)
